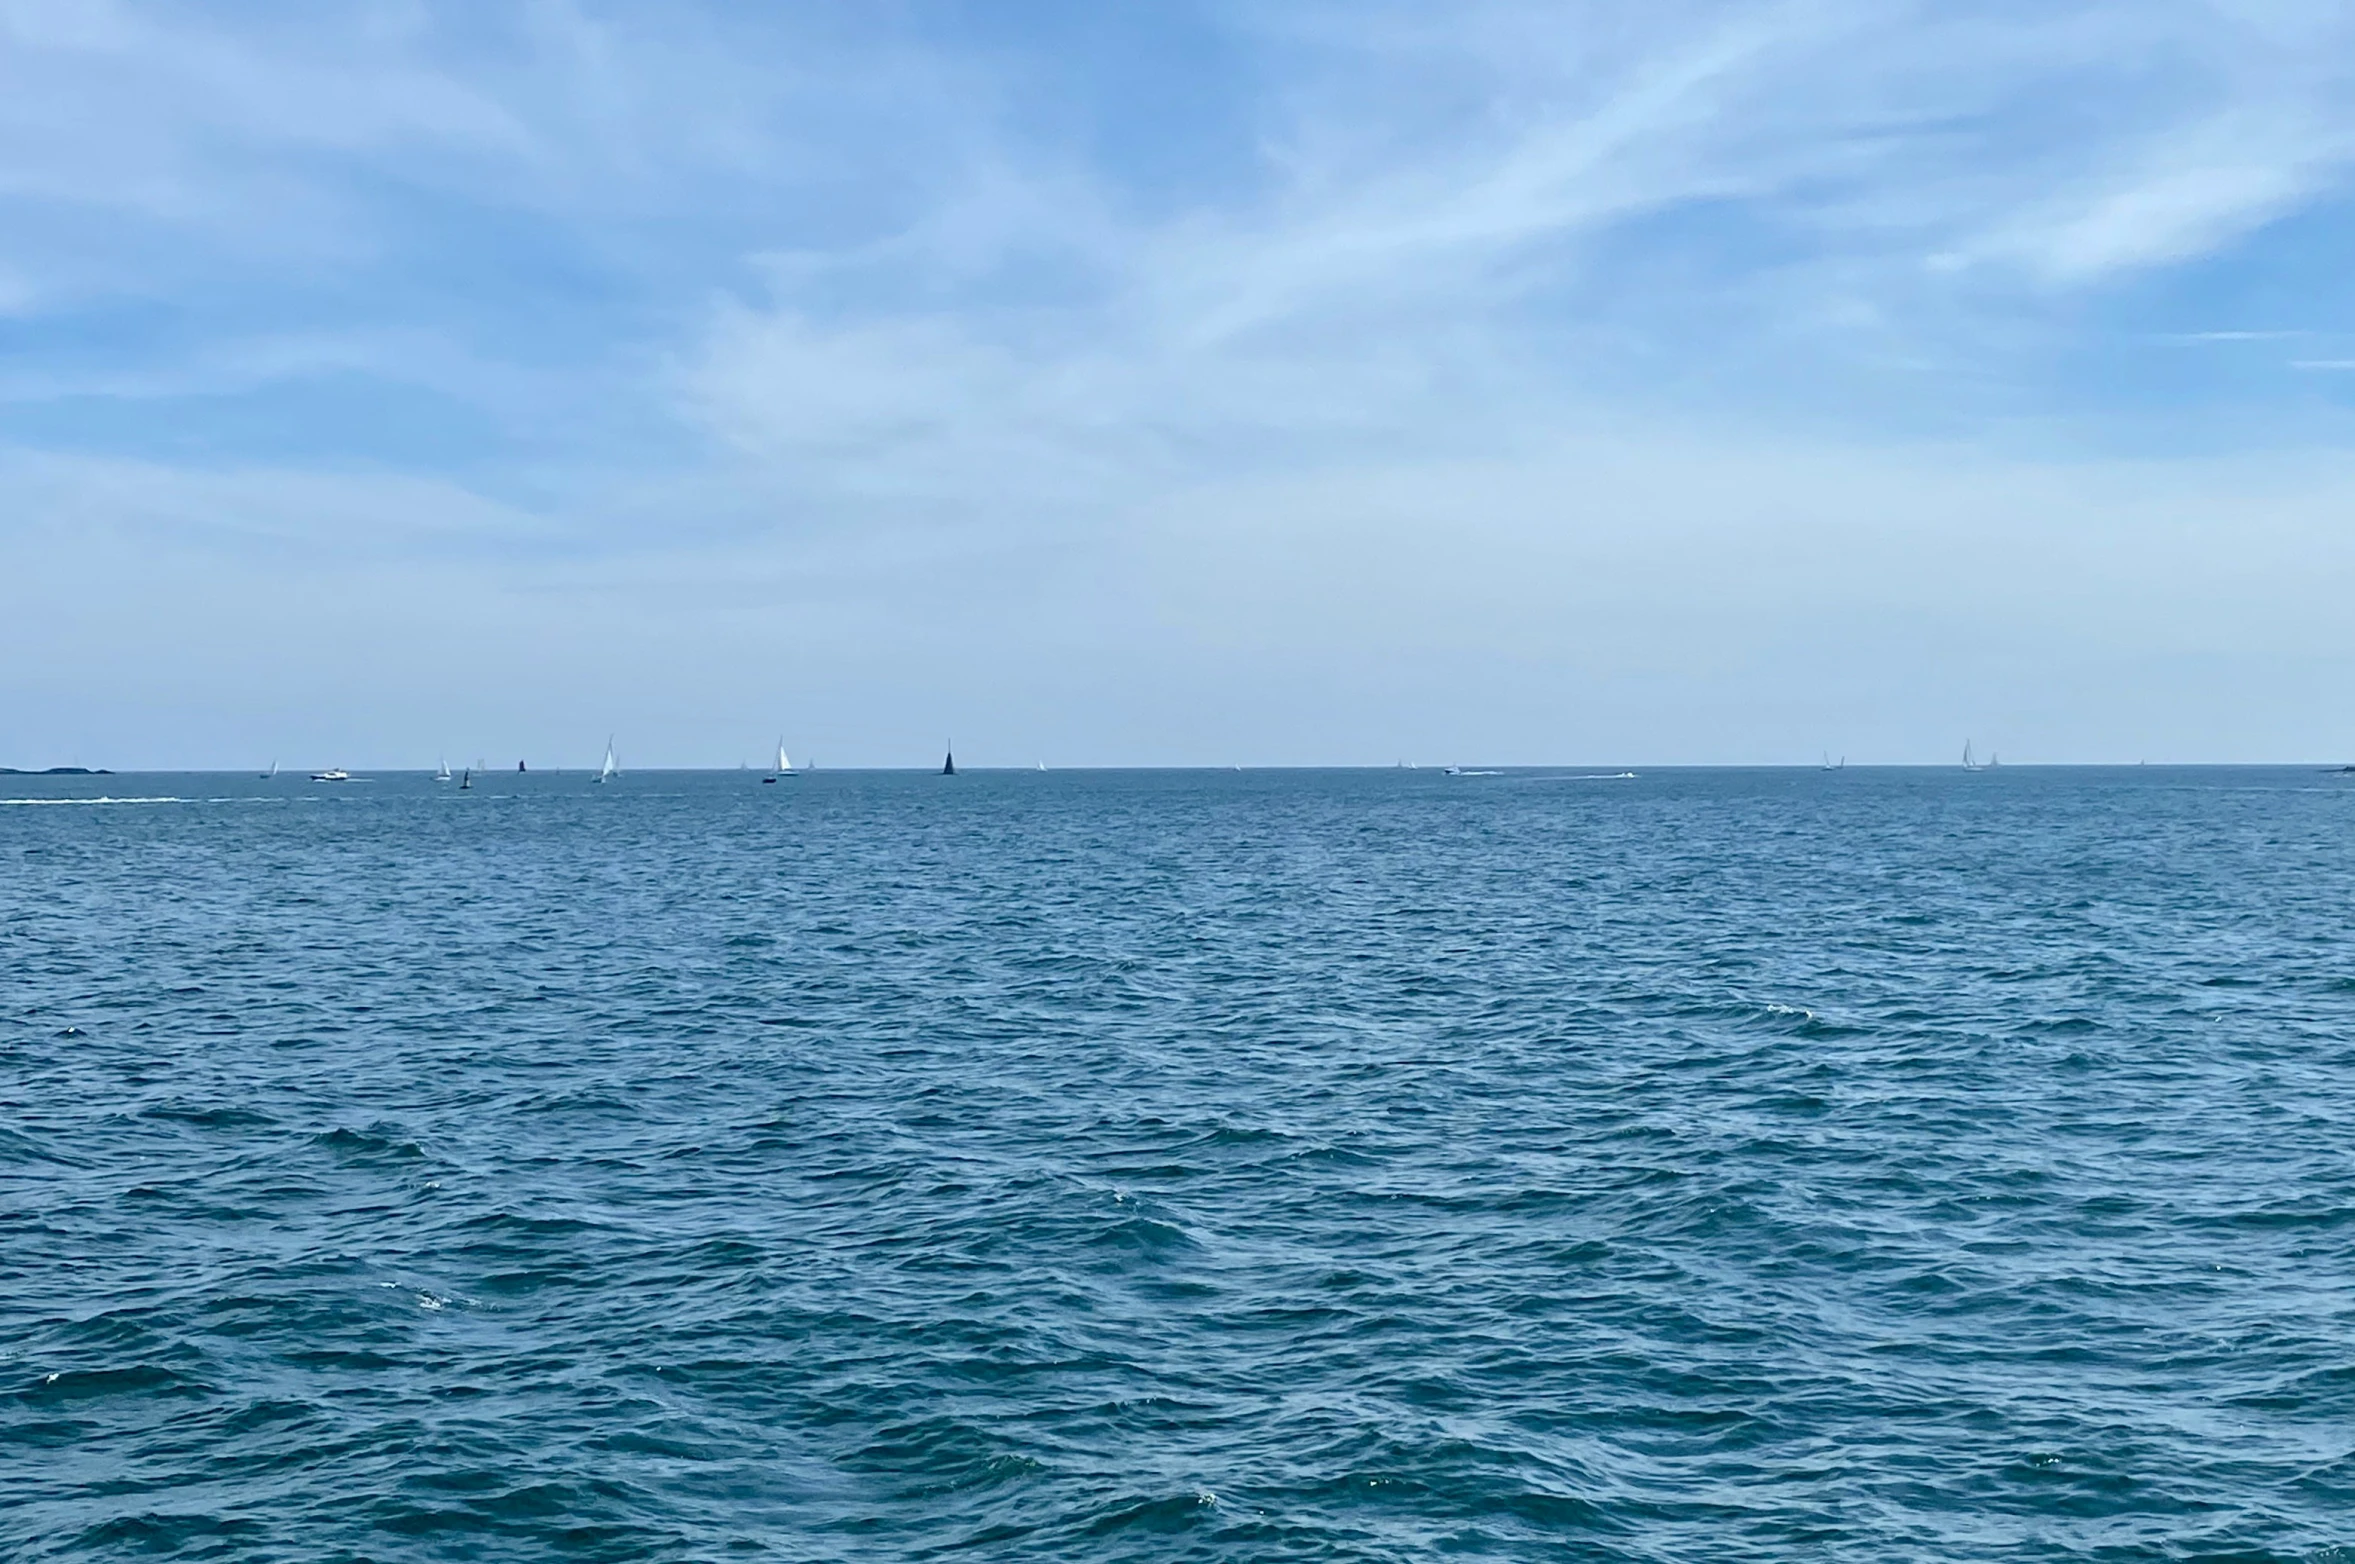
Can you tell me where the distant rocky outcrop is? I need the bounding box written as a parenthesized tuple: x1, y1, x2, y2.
(0, 766, 114, 775)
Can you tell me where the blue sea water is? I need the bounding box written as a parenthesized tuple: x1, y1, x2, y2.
(4, 765, 2354, 1562)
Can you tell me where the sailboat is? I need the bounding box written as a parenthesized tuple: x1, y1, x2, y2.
(594, 738, 618, 784)
(1962, 742, 1980, 771)
(942, 745, 956, 776)
(434, 757, 452, 783)
(459, 768, 471, 790)
(262, 760, 277, 780)
(1822, 752, 1844, 771)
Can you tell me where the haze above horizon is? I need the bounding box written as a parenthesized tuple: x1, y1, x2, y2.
(5, 1, 2354, 769)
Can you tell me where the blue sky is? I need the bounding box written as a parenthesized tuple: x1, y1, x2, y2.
(5, 0, 2355, 767)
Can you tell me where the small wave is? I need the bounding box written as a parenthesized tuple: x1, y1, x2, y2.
(141, 1104, 279, 1131)
(24, 1364, 210, 1404)
(74, 1513, 264, 1552)
(1090, 1216, 1197, 1253)
(1083, 1489, 1219, 1537)
(311, 1126, 426, 1163)
(0, 1125, 81, 1167)
(0, 795, 184, 806)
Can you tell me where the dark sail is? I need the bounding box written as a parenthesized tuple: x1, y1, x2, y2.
(942, 750, 956, 776)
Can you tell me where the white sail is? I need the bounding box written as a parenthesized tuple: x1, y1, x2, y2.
(597, 739, 618, 782)
(435, 756, 451, 782)
(776, 739, 791, 774)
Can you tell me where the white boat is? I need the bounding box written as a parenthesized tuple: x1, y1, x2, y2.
(594, 739, 618, 784)
(434, 757, 452, 783)
(776, 740, 796, 776)
(311, 768, 350, 782)
(1962, 742, 1980, 771)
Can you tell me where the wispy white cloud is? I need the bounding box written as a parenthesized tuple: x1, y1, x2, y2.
(0, 445, 554, 558)
(674, 0, 2355, 522)
(8, 1, 2355, 762)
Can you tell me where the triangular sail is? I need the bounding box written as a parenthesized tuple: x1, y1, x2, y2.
(942, 748, 956, 776)
(598, 739, 618, 782)
(777, 739, 791, 774)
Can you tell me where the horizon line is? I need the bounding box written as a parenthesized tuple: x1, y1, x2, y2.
(10, 761, 2354, 775)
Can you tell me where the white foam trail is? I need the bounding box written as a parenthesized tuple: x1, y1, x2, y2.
(0, 796, 186, 806)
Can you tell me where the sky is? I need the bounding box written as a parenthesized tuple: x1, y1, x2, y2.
(5, 0, 2355, 769)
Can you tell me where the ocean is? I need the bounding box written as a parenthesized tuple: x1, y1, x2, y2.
(4, 766, 2352, 1561)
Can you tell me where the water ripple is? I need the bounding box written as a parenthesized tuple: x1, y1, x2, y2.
(2, 767, 2353, 1559)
